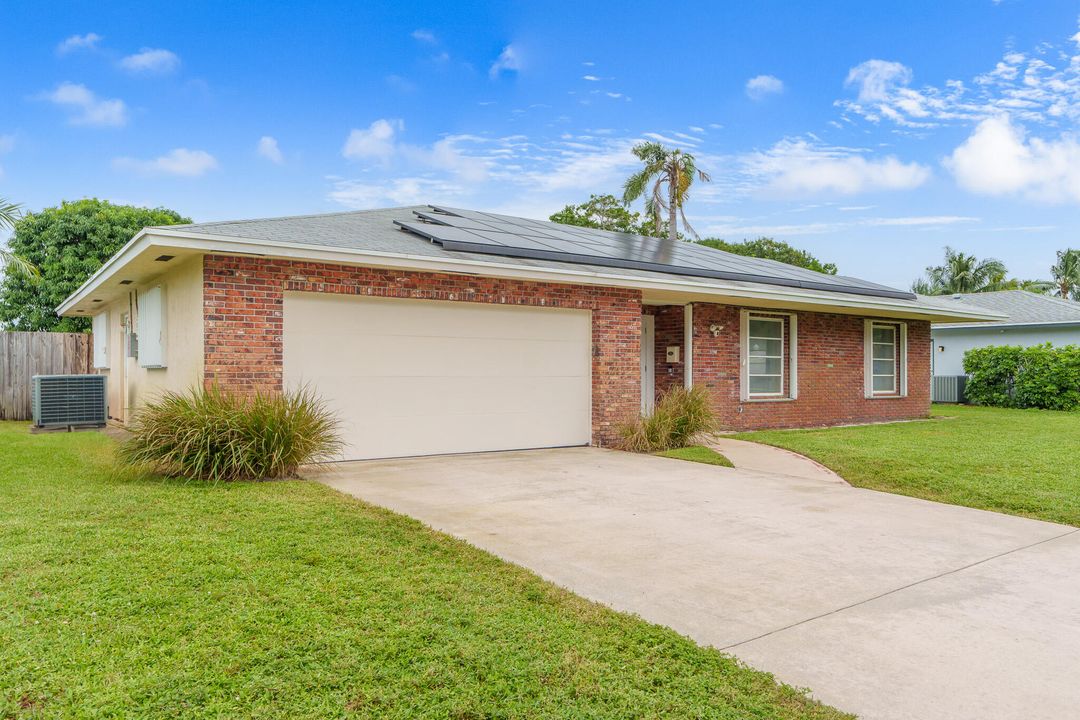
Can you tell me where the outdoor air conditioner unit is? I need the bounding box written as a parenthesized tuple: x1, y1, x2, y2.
(31, 375, 108, 428)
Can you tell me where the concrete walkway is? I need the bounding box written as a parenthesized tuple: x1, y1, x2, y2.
(313, 448, 1080, 720)
(708, 436, 846, 483)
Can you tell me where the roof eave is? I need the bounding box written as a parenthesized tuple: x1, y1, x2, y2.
(56, 228, 1005, 322)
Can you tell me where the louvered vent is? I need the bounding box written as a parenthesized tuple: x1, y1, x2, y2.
(32, 375, 108, 428)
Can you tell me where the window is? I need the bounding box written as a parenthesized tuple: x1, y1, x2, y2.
(871, 325, 896, 393)
(741, 311, 797, 401)
(748, 317, 784, 396)
(864, 320, 907, 397)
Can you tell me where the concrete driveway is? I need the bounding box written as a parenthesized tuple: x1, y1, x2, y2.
(315, 447, 1080, 720)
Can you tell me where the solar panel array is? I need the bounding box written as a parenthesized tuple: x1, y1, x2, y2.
(394, 206, 915, 300)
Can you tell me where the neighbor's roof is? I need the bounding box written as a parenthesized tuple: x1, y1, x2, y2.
(56, 205, 1005, 323)
(931, 290, 1080, 329)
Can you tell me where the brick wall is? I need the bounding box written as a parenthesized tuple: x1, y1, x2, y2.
(690, 303, 931, 430)
(202, 255, 642, 446)
(643, 305, 685, 399)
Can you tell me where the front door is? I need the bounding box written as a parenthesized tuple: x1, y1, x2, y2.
(640, 314, 655, 414)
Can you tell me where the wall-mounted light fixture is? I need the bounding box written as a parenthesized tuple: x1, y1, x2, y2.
(709, 324, 724, 337)
(938, 345, 945, 352)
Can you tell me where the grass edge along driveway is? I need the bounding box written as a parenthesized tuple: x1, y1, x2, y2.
(0, 423, 849, 720)
(736, 404, 1080, 528)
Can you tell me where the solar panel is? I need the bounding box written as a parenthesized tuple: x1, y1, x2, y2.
(394, 206, 915, 301)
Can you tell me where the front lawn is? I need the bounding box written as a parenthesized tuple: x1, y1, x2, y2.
(655, 445, 734, 467)
(736, 405, 1080, 527)
(0, 423, 847, 719)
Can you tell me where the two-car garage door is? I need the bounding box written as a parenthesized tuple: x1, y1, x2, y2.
(283, 292, 592, 460)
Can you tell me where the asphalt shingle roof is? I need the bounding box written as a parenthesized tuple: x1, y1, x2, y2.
(155, 205, 995, 318)
(933, 290, 1080, 326)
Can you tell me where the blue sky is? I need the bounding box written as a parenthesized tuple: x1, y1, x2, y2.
(2, 1, 1079, 290)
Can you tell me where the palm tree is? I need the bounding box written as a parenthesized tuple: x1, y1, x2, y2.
(0, 197, 38, 279)
(622, 142, 711, 243)
(1050, 248, 1080, 300)
(912, 246, 1007, 295)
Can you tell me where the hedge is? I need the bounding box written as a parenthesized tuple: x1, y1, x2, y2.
(963, 344, 1080, 411)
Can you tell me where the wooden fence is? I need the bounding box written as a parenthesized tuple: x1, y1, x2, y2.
(0, 332, 94, 421)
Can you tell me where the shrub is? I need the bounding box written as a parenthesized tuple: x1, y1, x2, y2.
(118, 385, 343, 481)
(618, 386, 717, 452)
(964, 344, 1080, 411)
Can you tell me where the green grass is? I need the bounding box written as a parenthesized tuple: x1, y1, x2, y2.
(0, 423, 848, 719)
(736, 404, 1080, 527)
(655, 445, 734, 467)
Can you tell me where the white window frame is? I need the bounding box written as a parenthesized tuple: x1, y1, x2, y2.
(92, 311, 110, 369)
(864, 319, 907, 398)
(740, 310, 798, 402)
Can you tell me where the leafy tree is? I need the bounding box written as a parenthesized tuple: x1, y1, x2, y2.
(992, 278, 1054, 294)
(910, 246, 1009, 295)
(0, 199, 190, 332)
(0, 197, 38, 279)
(622, 142, 710, 242)
(1050, 248, 1080, 300)
(697, 237, 838, 275)
(549, 194, 660, 236)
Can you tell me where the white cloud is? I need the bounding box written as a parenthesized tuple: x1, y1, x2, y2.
(583, 75, 600, 81)
(329, 177, 467, 209)
(119, 48, 181, 74)
(746, 74, 785, 100)
(342, 119, 403, 162)
(57, 33, 102, 55)
(945, 115, 1080, 203)
(41, 82, 127, 127)
(341, 119, 488, 182)
(257, 136, 283, 164)
(701, 215, 977, 238)
(411, 29, 436, 43)
(113, 148, 218, 177)
(839, 30, 1080, 128)
(742, 138, 930, 196)
(844, 60, 913, 102)
(489, 44, 521, 79)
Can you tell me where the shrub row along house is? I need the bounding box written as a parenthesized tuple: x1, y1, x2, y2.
(58, 205, 1000, 461)
(930, 290, 1080, 376)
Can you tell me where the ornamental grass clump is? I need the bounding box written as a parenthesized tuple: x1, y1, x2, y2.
(118, 385, 342, 481)
(617, 385, 717, 453)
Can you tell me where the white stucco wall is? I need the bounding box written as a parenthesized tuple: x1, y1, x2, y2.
(96, 255, 204, 421)
(931, 324, 1080, 375)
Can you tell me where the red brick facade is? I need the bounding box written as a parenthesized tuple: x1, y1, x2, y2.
(202, 254, 641, 446)
(201, 253, 930, 448)
(642, 305, 686, 398)
(688, 304, 931, 430)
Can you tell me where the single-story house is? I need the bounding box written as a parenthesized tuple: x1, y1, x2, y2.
(931, 290, 1080, 376)
(58, 205, 1000, 461)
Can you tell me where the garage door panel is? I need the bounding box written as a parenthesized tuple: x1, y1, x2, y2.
(283, 293, 592, 460)
(310, 298, 586, 340)
(345, 375, 590, 419)
(286, 336, 588, 378)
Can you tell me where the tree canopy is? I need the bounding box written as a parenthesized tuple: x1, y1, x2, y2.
(622, 143, 710, 242)
(549, 194, 661, 236)
(0, 199, 190, 332)
(697, 237, 838, 275)
(0, 197, 38, 279)
(910, 247, 1010, 295)
(1050, 248, 1080, 300)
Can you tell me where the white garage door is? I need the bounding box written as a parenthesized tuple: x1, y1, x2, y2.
(283, 292, 592, 460)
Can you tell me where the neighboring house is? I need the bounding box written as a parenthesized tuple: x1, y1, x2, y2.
(931, 290, 1080, 376)
(58, 205, 999, 461)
